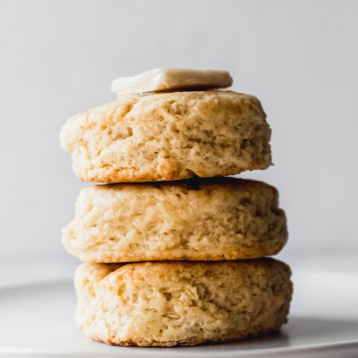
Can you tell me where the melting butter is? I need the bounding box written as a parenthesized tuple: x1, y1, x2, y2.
(111, 68, 233, 95)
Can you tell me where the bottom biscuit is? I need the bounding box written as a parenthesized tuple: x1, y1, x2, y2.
(74, 259, 293, 347)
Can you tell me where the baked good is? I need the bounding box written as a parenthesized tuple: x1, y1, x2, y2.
(60, 90, 271, 183)
(75, 259, 293, 346)
(62, 177, 287, 262)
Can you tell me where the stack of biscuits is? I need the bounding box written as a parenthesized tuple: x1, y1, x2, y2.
(60, 68, 293, 347)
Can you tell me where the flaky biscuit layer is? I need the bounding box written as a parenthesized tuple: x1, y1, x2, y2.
(62, 178, 287, 262)
(60, 90, 271, 183)
(75, 259, 293, 346)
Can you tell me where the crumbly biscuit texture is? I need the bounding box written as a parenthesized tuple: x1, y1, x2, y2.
(60, 90, 272, 183)
(62, 178, 287, 262)
(75, 259, 293, 346)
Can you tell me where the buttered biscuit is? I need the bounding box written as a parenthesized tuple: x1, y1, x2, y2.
(75, 259, 293, 346)
(62, 178, 287, 262)
(60, 90, 271, 183)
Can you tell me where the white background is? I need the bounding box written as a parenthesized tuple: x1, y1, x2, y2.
(1, 0, 357, 264)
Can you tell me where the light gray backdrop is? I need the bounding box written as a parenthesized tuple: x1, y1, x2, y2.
(1, 0, 357, 263)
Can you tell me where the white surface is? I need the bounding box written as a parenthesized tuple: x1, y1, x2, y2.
(0, 256, 358, 357)
(1, 0, 358, 261)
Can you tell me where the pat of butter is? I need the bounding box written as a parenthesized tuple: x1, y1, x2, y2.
(111, 68, 233, 95)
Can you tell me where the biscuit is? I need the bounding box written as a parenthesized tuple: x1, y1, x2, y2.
(62, 178, 287, 262)
(60, 90, 272, 183)
(75, 259, 293, 346)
